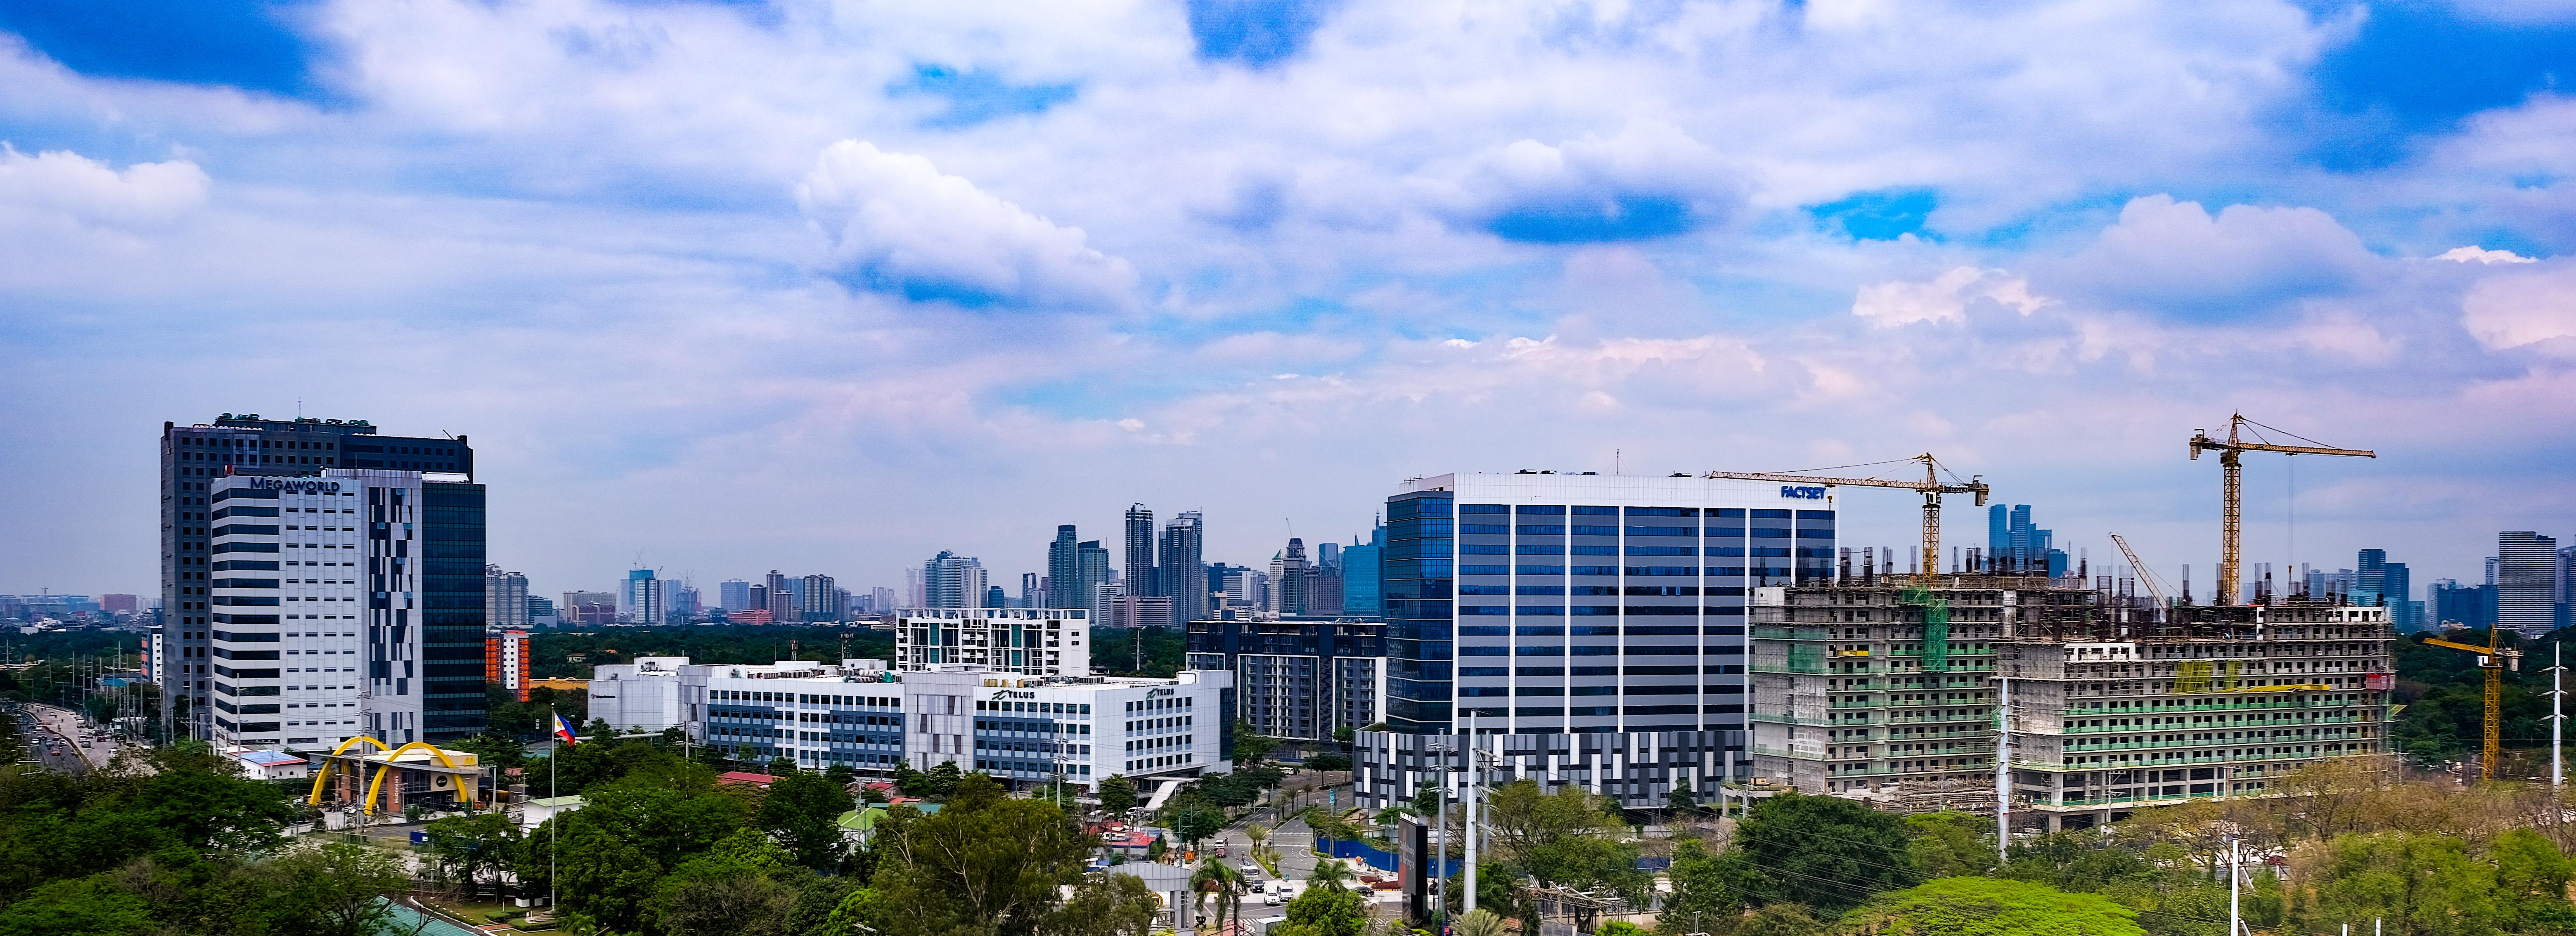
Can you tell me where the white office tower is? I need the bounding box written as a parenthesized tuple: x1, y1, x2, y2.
(1355, 472, 1832, 810)
(208, 470, 433, 752)
(588, 656, 1231, 787)
(893, 608, 1089, 676)
(624, 569, 664, 625)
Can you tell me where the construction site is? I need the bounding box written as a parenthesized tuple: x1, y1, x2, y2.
(1740, 416, 2415, 829)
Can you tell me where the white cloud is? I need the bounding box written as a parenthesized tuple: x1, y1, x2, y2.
(1852, 266, 2047, 327)
(797, 140, 1136, 309)
(2435, 245, 2537, 264)
(2462, 261, 2576, 353)
(2053, 195, 2380, 316)
(0, 147, 207, 226)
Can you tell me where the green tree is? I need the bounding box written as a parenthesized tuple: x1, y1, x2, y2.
(1231, 721, 1279, 765)
(1172, 805, 1226, 853)
(1191, 858, 1250, 934)
(1904, 812, 1998, 879)
(1658, 837, 1762, 932)
(759, 770, 856, 869)
(446, 730, 529, 773)
(1841, 877, 2142, 936)
(1716, 792, 1918, 914)
(924, 760, 964, 797)
(263, 843, 413, 936)
(2308, 832, 2504, 936)
(1097, 774, 1139, 813)
(423, 812, 520, 899)
(2492, 827, 2576, 931)
(1274, 882, 1368, 936)
(651, 828, 802, 936)
(0, 877, 154, 936)
(836, 774, 1094, 936)
(1481, 780, 1649, 908)
(1039, 872, 1160, 936)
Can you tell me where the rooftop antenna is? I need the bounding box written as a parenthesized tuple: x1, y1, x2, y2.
(1615, 449, 1622, 475)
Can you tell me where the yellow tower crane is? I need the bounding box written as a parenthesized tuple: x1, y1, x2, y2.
(2188, 414, 2374, 605)
(1706, 454, 1988, 581)
(2419, 630, 2520, 780)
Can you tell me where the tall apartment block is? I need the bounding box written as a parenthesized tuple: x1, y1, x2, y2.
(487, 629, 531, 702)
(1750, 573, 2391, 830)
(160, 414, 475, 742)
(1187, 617, 1387, 741)
(2498, 532, 2559, 637)
(1354, 472, 1832, 810)
(485, 565, 529, 629)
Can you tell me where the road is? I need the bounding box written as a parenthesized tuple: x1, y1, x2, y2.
(19, 704, 124, 775)
(1203, 791, 1395, 926)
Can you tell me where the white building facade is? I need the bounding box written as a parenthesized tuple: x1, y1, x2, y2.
(893, 608, 1089, 676)
(589, 656, 1231, 789)
(208, 470, 430, 752)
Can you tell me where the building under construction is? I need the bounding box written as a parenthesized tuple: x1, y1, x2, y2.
(1751, 567, 2393, 828)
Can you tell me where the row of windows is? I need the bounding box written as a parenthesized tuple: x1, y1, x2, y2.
(1457, 665, 1746, 676)
(1461, 585, 1750, 596)
(1458, 565, 1804, 576)
(1458, 625, 1747, 636)
(1458, 606, 1748, 616)
(1458, 545, 1803, 557)
(1460, 685, 1745, 696)
(1459, 645, 1747, 656)
(1458, 505, 1833, 519)
(1456, 524, 1827, 539)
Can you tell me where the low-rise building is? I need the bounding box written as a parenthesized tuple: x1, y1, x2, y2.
(589, 655, 1231, 790)
(894, 608, 1089, 676)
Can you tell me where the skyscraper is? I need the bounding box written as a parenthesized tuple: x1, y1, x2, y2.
(2499, 532, 2559, 636)
(1077, 541, 1111, 617)
(1125, 504, 1158, 603)
(1342, 520, 1386, 616)
(1158, 511, 1206, 622)
(766, 570, 797, 624)
(719, 579, 752, 612)
(1357, 472, 1828, 810)
(485, 565, 529, 629)
(1986, 503, 2054, 574)
(1046, 525, 1082, 609)
(1020, 572, 1042, 608)
(923, 552, 989, 608)
(801, 574, 839, 622)
(1269, 538, 1314, 614)
(626, 570, 664, 625)
(159, 413, 473, 741)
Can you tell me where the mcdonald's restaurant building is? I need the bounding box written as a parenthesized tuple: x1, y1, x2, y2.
(305, 737, 493, 816)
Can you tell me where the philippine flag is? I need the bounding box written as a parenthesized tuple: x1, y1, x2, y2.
(553, 711, 579, 746)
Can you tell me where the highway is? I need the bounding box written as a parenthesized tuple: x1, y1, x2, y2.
(17, 703, 126, 775)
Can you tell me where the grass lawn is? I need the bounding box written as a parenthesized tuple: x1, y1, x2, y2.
(421, 893, 530, 932)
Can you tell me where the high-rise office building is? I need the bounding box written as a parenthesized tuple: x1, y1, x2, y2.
(2500, 532, 2559, 636)
(764, 570, 797, 624)
(485, 565, 529, 629)
(1125, 505, 1158, 602)
(1020, 572, 1042, 608)
(1356, 472, 1830, 810)
(1986, 503, 2055, 574)
(1077, 541, 1111, 617)
(563, 591, 616, 628)
(719, 579, 752, 612)
(1046, 525, 1082, 609)
(670, 584, 700, 620)
(160, 413, 473, 740)
(1269, 538, 1314, 614)
(528, 596, 559, 629)
(1158, 511, 1207, 623)
(1342, 522, 1386, 616)
(625, 570, 664, 626)
(923, 552, 989, 608)
(204, 468, 485, 751)
(2431, 578, 2498, 630)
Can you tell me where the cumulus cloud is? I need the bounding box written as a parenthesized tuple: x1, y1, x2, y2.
(2435, 245, 2537, 264)
(0, 147, 208, 227)
(2054, 195, 2379, 317)
(1852, 267, 2047, 327)
(2462, 260, 2576, 353)
(1420, 123, 1745, 243)
(796, 140, 1136, 309)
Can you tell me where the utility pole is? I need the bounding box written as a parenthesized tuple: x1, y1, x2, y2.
(2226, 839, 2240, 936)
(2554, 642, 2565, 789)
(1463, 712, 1477, 916)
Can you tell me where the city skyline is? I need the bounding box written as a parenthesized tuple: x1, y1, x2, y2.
(5, 4, 2574, 600)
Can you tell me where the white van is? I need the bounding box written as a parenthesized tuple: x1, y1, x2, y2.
(1263, 880, 1285, 905)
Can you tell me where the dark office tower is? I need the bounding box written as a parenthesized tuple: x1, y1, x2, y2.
(420, 479, 488, 741)
(2500, 532, 2560, 637)
(2381, 561, 2413, 630)
(159, 413, 475, 742)
(1046, 525, 1082, 609)
(1125, 504, 1158, 598)
(1077, 541, 1112, 617)
(1342, 520, 1386, 616)
(1158, 511, 1206, 623)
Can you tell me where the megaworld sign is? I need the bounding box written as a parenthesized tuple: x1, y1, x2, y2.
(1779, 485, 1828, 500)
(250, 478, 344, 494)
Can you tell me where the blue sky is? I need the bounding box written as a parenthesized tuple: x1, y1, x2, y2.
(2, 0, 2573, 598)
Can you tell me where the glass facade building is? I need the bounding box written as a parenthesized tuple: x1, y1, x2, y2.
(1360, 473, 1835, 809)
(420, 481, 488, 741)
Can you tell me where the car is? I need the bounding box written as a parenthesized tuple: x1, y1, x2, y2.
(1241, 861, 1260, 875)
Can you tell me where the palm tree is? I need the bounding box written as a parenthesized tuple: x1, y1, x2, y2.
(1192, 858, 1248, 934)
(1307, 858, 1353, 892)
(1456, 909, 1506, 936)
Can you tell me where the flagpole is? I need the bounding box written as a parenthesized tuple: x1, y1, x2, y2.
(551, 707, 559, 918)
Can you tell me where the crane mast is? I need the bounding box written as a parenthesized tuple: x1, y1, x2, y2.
(2188, 414, 2374, 605)
(1706, 454, 1988, 581)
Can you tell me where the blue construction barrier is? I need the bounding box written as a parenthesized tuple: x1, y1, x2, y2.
(1318, 839, 1460, 878)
